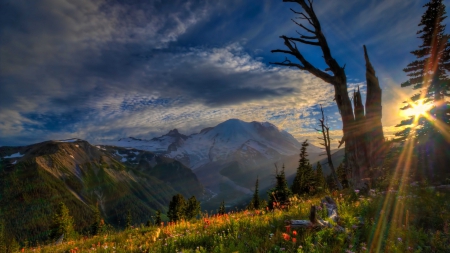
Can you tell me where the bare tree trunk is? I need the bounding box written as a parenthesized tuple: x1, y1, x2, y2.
(317, 105, 343, 190)
(272, 0, 384, 189)
(364, 45, 385, 166)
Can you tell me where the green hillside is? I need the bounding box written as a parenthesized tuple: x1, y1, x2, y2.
(0, 140, 203, 244)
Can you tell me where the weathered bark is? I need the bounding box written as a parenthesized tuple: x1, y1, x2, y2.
(364, 45, 385, 165)
(272, 0, 384, 188)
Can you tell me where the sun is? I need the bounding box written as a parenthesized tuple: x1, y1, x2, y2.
(400, 101, 432, 118)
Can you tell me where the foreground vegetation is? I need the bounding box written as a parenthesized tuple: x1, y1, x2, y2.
(9, 185, 448, 253)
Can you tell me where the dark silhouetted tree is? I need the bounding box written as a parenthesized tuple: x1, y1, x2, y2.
(292, 140, 314, 195)
(185, 196, 201, 220)
(396, 0, 450, 180)
(218, 200, 226, 215)
(251, 177, 261, 209)
(126, 210, 132, 230)
(337, 163, 349, 188)
(154, 210, 162, 226)
(167, 194, 186, 222)
(272, 0, 384, 188)
(315, 162, 326, 193)
(0, 219, 5, 253)
(268, 164, 292, 209)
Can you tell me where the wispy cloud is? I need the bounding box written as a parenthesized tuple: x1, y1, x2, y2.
(1, 0, 445, 147)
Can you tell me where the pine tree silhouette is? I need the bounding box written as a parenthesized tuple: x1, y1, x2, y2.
(397, 0, 450, 141)
(268, 164, 292, 209)
(167, 194, 186, 222)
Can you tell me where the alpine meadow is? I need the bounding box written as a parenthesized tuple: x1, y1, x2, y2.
(1, 0, 450, 252)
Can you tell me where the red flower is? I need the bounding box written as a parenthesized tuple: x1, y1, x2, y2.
(282, 233, 290, 241)
(292, 238, 297, 243)
(285, 226, 291, 233)
(292, 230, 298, 236)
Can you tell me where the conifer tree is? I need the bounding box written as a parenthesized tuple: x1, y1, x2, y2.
(337, 163, 349, 188)
(53, 202, 75, 239)
(292, 140, 314, 195)
(253, 177, 261, 209)
(315, 162, 326, 193)
(91, 204, 103, 235)
(185, 196, 201, 220)
(154, 210, 162, 226)
(167, 194, 186, 222)
(218, 200, 226, 215)
(125, 210, 132, 230)
(397, 0, 450, 141)
(268, 164, 292, 209)
(0, 219, 5, 253)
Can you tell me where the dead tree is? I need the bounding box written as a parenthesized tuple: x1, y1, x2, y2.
(271, 0, 384, 188)
(315, 105, 343, 190)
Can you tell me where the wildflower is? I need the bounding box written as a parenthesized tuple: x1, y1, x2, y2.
(292, 230, 297, 236)
(285, 226, 291, 232)
(292, 238, 297, 243)
(282, 233, 290, 241)
(354, 190, 360, 194)
(398, 237, 402, 243)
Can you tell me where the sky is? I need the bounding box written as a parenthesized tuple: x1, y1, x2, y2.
(1, 0, 449, 147)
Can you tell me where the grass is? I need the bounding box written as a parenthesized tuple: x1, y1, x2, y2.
(16, 186, 450, 253)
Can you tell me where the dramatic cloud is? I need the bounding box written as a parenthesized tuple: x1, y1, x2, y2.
(1, 0, 447, 146)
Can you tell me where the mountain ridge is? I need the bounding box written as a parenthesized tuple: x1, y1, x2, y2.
(0, 139, 204, 243)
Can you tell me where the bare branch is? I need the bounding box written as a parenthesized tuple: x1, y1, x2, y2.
(295, 31, 317, 40)
(286, 37, 320, 46)
(297, 12, 314, 26)
(274, 35, 334, 83)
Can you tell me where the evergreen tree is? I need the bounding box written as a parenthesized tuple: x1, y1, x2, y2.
(91, 204, 103, 235)
(292, 140, 314, 195)
(53, 202, 75, 239)
(292, 140, 308, 195)
(397, 0, 450, 141)
(167, 194, 186, 222)
(268, 164, 292, 209)
(315, 162, 326, 193)
(125, 210, 132, 229)
(218, 200, 226, 215)
(325, 174, 337, 191)
(0, 219, 5, 253)
(154, 210, 162, 226)
(336, 163, 349, 188)
(251, 177, 261, 209)
(185, 196, 201, 220)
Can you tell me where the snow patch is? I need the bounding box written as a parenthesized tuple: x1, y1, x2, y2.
(58, 138, 80, 143)
(4, 152, 24, 158)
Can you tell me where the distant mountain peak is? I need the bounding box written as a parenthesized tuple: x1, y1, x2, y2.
(118, 137, 142, 141)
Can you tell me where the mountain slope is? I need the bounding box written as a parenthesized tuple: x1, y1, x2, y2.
(0, 139, 203, 243)
(108, 119, 322, 209)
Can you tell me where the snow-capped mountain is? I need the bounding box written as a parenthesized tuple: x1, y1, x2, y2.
(108, 119, 320, 169)
(105, 119, 324, 209)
